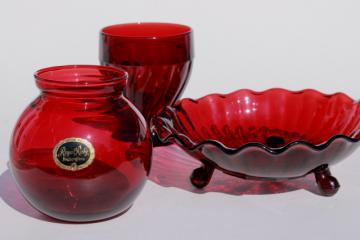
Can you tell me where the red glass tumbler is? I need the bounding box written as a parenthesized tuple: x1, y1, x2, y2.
(10, 65, 152, 222)
(100, 22, 194, 123)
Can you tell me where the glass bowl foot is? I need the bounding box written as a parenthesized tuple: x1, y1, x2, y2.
(314, 165, 340, 197)
(190, 164, 215, 188)
(151, 131, 173, 147)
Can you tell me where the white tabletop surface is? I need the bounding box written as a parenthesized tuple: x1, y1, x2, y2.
(1, 0, 360, 239)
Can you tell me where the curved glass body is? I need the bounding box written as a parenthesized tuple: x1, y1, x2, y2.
(153, 89, 360, 196)
(10, 65, 152, 222)
(100, 22, 194, 123)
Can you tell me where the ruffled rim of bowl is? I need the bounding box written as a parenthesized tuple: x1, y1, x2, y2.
(175, 88, 359, 106)
(152, 88, 360, 155)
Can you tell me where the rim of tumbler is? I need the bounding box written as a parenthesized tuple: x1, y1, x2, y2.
(101, 22, 192, 39)
(35, 65, 127, 88)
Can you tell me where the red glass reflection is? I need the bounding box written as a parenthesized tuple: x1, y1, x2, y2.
(150, 144, 326, 196)
(100, 22, 193, 123)
(10, 65, 152, 222)
(152, 89, 360, 196)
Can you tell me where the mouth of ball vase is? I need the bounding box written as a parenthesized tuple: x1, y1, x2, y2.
(35, 65, 127, 97)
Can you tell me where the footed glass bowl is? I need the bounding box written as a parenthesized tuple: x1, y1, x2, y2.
(152, 89, 360, 196)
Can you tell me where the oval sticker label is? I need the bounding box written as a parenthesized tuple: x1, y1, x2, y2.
(53, 138, 95, 171)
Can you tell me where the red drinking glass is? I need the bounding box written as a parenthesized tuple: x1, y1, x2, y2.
(10, 65, 152, 222)
(100, 22, 194, 123)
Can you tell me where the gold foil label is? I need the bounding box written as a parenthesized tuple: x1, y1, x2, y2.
(53, 138, 95, 171)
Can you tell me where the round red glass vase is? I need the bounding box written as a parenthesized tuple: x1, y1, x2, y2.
(100, 22, 194, 123)
(10, 65, 152, 222)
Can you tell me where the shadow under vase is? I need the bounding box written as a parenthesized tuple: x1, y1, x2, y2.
(0, 167, 62, 223)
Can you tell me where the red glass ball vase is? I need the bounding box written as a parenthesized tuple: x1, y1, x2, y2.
(10, 65, 152, 222)
(152, 89, 360, 196)
(100, 22, 194, 123)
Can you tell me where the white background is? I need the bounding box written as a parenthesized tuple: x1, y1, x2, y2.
(0, 0, 360, 239)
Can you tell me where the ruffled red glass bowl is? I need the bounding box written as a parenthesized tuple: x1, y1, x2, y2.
(152, 89, 360, 196)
